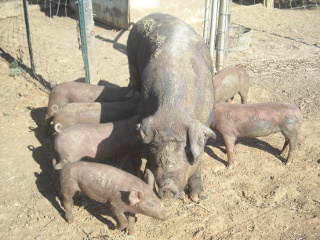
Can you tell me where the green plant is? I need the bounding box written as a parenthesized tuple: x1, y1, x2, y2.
(10, 59, 25, 78)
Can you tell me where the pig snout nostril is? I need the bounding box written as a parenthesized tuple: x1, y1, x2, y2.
(162, 189, 173, 198)
(159, 187, 179, 199)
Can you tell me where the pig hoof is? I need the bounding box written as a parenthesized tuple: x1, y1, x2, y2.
(190, 193, 199, 203)
(116, 224, 126, 231)
(227, 165, 234, 170)
(128, 228, 135, 235)
(285, 161, 291, 166)
(198, 192, 207, 200)
(80, 199, 88, 208)
(67, 217, 74, 224)
(116, 224, 122, 230)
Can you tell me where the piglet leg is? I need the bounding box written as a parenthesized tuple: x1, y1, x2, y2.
(112, 207, 128, 231)
(62, 195, 74, 223)
(223, 135, 237, 169)
(286, 137, 298, 166)
(127, 214, 136, 235)
(282, 130, 299, 166)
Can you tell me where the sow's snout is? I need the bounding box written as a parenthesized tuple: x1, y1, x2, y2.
(158, 179, 180, 199)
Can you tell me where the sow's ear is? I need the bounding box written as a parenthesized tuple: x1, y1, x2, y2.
(137, 117, 154, 144)
(143, 168, 155, 189)
(188, 121, 216, 160)
(129, 188, 144, 205)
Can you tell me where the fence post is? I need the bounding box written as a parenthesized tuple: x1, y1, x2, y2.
(23, 0, 50, 90)
(203, 0, 211, 45)
(22, 0, 35, 72)
(77, 0, 100, 84)
(209, 0, 219, 73)
(216, 0, 232, 71)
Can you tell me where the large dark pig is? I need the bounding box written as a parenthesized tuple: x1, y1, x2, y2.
(127, 13, 216, 201)
(213, 66, 250, 103)
(210, 101, 303, 169)
(53, 91, 140, 131)
(53, 114, 143, 171)
(59, 162, 169, 235)
(44, 82, 136, 136)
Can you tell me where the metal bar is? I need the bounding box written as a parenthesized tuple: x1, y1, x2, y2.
(209, 0, 219, 72)
(22, 0, 35, 72)
(215, 0, 232, 71)
(77, 0, 90, 84)
(203, 0, 211, 45)
(23, 0, 50, 90)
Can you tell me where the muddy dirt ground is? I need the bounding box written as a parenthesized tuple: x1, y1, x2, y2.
(0, 2, 320, 240)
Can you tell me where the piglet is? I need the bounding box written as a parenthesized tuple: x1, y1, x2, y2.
(213, 66, 250, 104)
(53, 114, 143, 170)
(59, 162, 169, 234)
(53, 91, 140, 131)
(44, 82, 136, 136)
(210, 101, 303, 168)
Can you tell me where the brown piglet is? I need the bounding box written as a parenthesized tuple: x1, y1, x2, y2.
(44, 82, 136, 136)
(213, 66, 250, 104)
(53, 114, 143, 171)
(58, 162, 170, 234)
(210, 101, 303, 168)
(53, 91, 140, 131)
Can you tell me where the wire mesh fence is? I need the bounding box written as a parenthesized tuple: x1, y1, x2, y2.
(237, 0, 319, 9)
(1, 0, 319, 91)
(0, 0, 84, 90)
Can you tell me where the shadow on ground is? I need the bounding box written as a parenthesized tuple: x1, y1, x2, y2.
(206, 136, 287, 166)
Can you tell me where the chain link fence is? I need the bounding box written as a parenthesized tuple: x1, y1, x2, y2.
(0, 0, 84, 90)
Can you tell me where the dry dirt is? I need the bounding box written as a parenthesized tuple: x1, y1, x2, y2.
(1, 2, 320, 240)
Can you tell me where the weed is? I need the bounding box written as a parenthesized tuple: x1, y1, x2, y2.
(10, 59, 25, 78)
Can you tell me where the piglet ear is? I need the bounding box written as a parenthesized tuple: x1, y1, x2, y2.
(129, 188, 144, 205)
(138, 117, 154, 144)
(188, 121, 216, 161)
(143, 169, 155, 189)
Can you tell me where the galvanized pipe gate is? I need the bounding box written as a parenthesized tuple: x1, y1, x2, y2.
(203, 0, 232, 72)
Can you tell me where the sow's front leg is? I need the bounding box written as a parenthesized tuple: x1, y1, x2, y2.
(187, 167, 204, 202)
